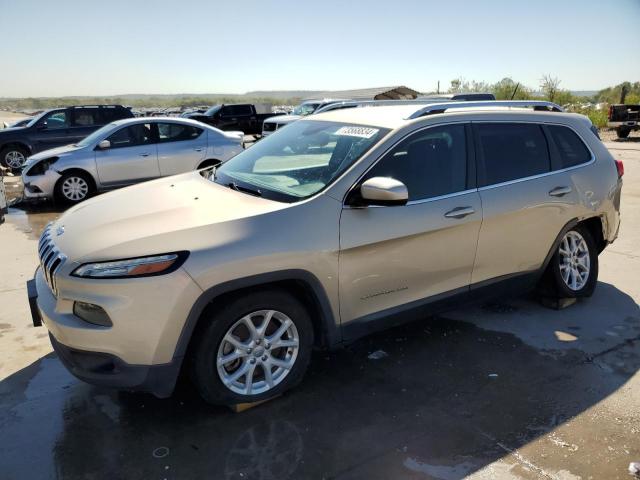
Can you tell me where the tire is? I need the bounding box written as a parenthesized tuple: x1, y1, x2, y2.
(54, 171, 93, 204)
(546, 225, 599, 298)
(0, 146, 28, 170)
(190, 289, 314, 405)
(616, 127, 630, 139)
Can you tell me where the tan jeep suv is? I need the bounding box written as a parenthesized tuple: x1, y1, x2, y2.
(28, 101, 623, 405)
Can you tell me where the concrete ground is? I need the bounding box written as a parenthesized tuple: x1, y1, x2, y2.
(0, 141, 638, 480)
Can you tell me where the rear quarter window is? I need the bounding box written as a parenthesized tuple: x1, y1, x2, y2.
(476, 123, 551, 186)
(547, 125, 592, 169)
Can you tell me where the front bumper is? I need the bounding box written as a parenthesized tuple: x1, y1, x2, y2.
(27, 264, 202, 397)
(21, 170, 60, 199)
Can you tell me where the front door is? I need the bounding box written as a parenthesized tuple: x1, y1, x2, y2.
(95, 123, 159, 186)
(339, 123, 482, 333)
(32, 110, 72, 152)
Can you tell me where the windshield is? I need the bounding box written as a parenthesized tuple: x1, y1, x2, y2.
(291, 103, 320, 116)
(76, 123, 119, 147)
(204, 105, 222, 116)
(214, 120, 389, 202)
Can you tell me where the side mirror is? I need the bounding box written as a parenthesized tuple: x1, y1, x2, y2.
(37, 121, 48, 130)
(97, 140, 111, 150)
(358, 177, 408, 206)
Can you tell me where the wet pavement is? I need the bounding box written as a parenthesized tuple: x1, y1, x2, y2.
(0, 142, 639, 479)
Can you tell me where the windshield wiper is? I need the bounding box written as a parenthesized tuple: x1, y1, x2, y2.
(227, 182, 262, 197)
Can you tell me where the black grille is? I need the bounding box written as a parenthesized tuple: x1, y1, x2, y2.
(38, 223, 66, 295)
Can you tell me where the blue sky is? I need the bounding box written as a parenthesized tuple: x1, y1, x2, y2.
(1, 0, 638, 97)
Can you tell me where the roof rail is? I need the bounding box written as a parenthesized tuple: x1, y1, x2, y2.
(407, 100, 564, 119)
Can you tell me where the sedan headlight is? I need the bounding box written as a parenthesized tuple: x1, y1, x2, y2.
(72, 252, 188, 278)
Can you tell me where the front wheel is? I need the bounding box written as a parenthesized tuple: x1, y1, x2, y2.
(0, 146, 28, 170)
(190, 290, 313, 405)
(546, 226, 598, 298)
(55, 172, 93, 204)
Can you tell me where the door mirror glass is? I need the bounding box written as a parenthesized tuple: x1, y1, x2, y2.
(359, 177, 408, 206)
(97, 140, 111, 150)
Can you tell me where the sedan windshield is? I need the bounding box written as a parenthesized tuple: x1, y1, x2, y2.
(76, 123, 119, 147)
(214, 120, 389, 202)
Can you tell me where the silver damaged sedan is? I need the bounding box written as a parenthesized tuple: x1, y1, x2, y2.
(22, 117, 244, 203)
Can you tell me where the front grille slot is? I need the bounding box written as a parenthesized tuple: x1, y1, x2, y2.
(38, 223, 66, 296)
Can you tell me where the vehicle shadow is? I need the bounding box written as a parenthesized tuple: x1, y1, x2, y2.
(0, 282, 638, 479)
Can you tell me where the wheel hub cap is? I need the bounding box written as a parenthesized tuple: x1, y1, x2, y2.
(61, 177, 89, 201)
(217, 309, 300, 395)
(558, 231, 590, 291)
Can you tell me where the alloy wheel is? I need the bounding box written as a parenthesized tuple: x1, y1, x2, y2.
(217, 309, 300, 396)
(558, 230, 590, 291)
(5, 150, 26, 169)
(61, 176, 89, 201)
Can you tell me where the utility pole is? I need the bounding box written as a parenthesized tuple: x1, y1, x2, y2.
(437, 81, 440, 94)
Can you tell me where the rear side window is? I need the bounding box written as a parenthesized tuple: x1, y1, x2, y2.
(547, 125, 591, 169)
(72, 108, 100, 126)
(101, 107, 130, 123)
(476, 123, 550, 186)
(157, 123, 203, 142)
(364, 124, 468, 201)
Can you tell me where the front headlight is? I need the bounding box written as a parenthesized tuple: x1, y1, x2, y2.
(71, 252, 188, 278)
(25, 157, 58, 176)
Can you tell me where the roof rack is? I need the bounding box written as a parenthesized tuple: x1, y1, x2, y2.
(408, 100, 564, 119)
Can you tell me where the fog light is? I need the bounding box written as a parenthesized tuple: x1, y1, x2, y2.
(73, 302, 112, 327)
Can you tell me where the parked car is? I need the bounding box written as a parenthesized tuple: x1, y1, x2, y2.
(261, 99, 348, 137)
(28, 100, 622, 405)
(608, 104, 640, 138)
(185, 104, 282, 136)
(0, 105, 134, 170)
(22, 117, 243, 204)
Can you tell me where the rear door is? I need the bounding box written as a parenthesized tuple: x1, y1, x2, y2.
(339, 123, 482, 329)
(471, 122, 582, 284)
(156, 122, 207, 176)
(95, 123, 159, 186)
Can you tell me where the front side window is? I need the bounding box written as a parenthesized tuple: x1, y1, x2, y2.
(363, 124, 468, 201)
(157, 123, 203, 142)
(43, 111, 69, 129)
(547, 125, 591, 169)
(476, 123, 550, 186)
(214, 120, 389, 202)
(73, 108, 100, 127)
(106, 124, 154, 148)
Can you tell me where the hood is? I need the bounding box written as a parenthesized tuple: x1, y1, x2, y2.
(264, 115, 302, 125)
(24, 144, 85, 167)
(51, 171, 287, 262)
(0, 125, 28, 134)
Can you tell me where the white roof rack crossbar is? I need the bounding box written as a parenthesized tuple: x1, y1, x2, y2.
(408, 100, 564, 119)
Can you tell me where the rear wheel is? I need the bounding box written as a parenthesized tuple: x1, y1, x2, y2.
(546, 226, 598, 298)
(0, 146, 28, 170)
(55, 171, 93, 204)
(616, 127, 631, 139)
(190, 290, 313, 405)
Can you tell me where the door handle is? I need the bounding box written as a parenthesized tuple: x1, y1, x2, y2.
(194, 148, 203, 152)
(549, 186, 572, 197)
(139, 153, 150, 157)
(444, 206, 475, 219)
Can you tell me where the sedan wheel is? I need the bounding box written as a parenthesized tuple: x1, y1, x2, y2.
(4, 150, 26, 169)
(61, 176, 89, 201)
(217, 310, 300, 396)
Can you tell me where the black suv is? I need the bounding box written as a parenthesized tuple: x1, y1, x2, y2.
(0, 105, 134, 169)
